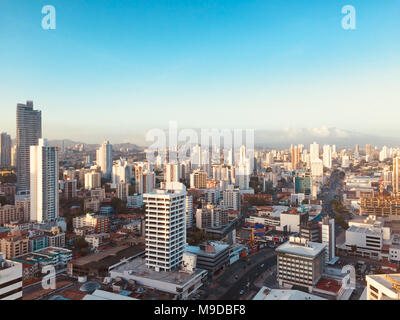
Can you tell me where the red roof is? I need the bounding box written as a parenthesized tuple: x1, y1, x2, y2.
(315, 278, 341, 293)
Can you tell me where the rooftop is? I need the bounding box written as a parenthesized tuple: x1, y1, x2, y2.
(111, 257, 205, 286)
(276, 239, 326, 258)
(253, 286, 326, 300)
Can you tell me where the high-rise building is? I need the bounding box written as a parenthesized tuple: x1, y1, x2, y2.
(393, 157, 400, 195)
(112, 158, 131, 187)
(185, 195, 193, 229)
(143, 182, 187, 272)
(30, 139, 59, 222)
(11, 145, 17, 168)
(96, 140, 113, 179)
(366, 144, 372, 157)
(290, 145, 301, 170)
(190, 170, 207, 189)
(84, 171, 101, 190)
(322, 145, 332, 169)
(321, 217, 336, 264)
(309, 142, 319, 162)
(0, 132, 12, 168)
(165, 163, 180, 183)
(223, 185, 240, 211)
(16, 101, 42, 191)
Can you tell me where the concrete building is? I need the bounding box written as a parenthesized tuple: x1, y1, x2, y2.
(16, 101, 42, 192)
(321, 217, 336, 264)
(366, 273, 400, 300)
(84, 171, 101, 190)
(73, 213, 110, 234)
(276, 237, 327, 292)
(112, 158, 131, 187)
(0, 132, 11, 168)
(143, 182, 187, 272)
(185, 195, 193, 229)
(30, 139, 59, 222)
(196, 204, 228, 230)
(253, 286, 325, 300)
(108, 257, 207, 300)
(223, 186, 240, 211)
(185, 241, 230, 275)
(0, 253, 23, 300)
(190, 170, 207, 189)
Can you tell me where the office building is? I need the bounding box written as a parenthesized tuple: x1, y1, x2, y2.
(16, 101, 42, 191)
(276, 237, 326, 292)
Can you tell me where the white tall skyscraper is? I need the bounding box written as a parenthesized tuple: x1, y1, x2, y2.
(309, 142, 320, 162)
(0, 132, 11, 168)
(30, 139, 59, 222)
(96, 140, 113, 179)
(112, 158, 131, 187)
(323, 145, 332, 169)
(143, 182, 187, 272)
(16, 101, 42, 191)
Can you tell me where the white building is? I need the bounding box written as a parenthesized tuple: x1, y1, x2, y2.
(0, 253, 23, 300)
(96, 140, 113, 179)
(321, 217, 336, 264)
(223, 186, 240, 211)
(276, 237, 327, 292)
(342, 216, 390, 260)
(366, 274, 400, 300)
(30, 139, 59, 222)
(186, 195, 193, 229)
(143, 182, 187, 272)
(84, 171, 101, 190)
(165, 163, 180, 183)
(309, 142, 320, 162)
(112, 158, 131, 187)
(323, 145, 332, 169)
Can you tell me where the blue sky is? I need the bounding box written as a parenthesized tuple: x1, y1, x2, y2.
(0, 0, 399, 144)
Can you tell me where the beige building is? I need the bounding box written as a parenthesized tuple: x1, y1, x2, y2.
(366, 274, 400, 300)
(0, 231, 29, 259)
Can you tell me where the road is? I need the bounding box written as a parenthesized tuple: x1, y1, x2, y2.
(200, 248, 277, 300)
(321, 170, 345, 217)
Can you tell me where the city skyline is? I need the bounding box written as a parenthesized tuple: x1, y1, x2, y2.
(1, 0, 400, 143)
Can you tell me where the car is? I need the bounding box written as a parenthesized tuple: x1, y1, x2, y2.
(240, 290, 245, 295)
(260, 264, 264, 268)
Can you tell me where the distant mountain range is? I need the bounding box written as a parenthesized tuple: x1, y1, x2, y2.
(48, 139, 144, 152)
(46, 127, 400, 151)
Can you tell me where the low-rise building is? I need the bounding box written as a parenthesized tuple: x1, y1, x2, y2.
(366, 273, 400, 300)
(0, 253, 23, 300)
